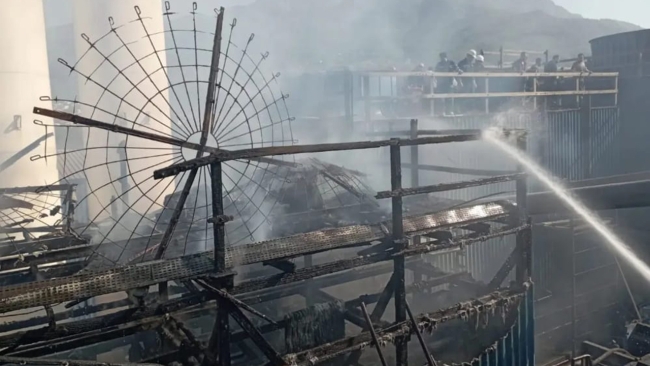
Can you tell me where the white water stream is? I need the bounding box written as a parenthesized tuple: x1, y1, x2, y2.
(483, 128, 650, 282)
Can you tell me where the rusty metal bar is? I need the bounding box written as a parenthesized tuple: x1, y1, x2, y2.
(0, 184, 75, 195)
(344, 273, 396, 365)
(153, 135, 482, 179)
(360, 302, 388, 366)
(405, 299, 437, 366)
(390, 142, 408, 366)
(33, 108, 293, 168)
(375, 173, 524, 199)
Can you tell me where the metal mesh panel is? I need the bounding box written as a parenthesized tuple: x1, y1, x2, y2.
(0, 201, 513, 312)
(0, 253, 218, 313)
(226, 225, 384, 267)
(402, 201, 512, 235)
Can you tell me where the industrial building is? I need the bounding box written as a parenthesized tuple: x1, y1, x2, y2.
(1, 2, 650, 366)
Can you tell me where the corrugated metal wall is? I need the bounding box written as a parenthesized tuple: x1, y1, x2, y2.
(470, 286, 536, 366)
(417, 106, 620, 288)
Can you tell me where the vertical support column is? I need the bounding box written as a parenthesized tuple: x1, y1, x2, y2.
(580, 95, 592, 179)
(363, 75, 371, 134)
(390, 140, 408, 366)
(64, 186, 75, 233)
(614, 75, 619, 106)
(429, 77, 435, 116)
(409, 119, 419, 188)
(485, 78, 490, 114)
(409, 120, 423, 288)
(570, 218, 577, 362)
(344, 69, 354, 136)
(533, 76, 538, 111)
(209, 161, 231, 366)
(304, 254, 314, 307)
(515, 133, 528, 284)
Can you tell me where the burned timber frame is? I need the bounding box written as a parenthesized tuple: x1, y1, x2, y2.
(0, 130, 533, 366)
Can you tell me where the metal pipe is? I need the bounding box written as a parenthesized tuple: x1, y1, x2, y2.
(360, 302, 388, 366)
(405, 299, 437, 366)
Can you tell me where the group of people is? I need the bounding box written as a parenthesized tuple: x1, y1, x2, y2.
(407, 49, 592, 94)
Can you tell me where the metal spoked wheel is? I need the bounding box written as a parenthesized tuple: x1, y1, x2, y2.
(34, 3, 295, 268)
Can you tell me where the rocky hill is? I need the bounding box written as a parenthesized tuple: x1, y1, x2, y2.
(225, 0, 641, 71)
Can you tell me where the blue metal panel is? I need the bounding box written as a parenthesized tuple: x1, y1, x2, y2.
(472, 286, 535, 366)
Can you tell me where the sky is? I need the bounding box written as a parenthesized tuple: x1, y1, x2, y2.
(553, 0, 650, 28)
(45, 0, 650, 29)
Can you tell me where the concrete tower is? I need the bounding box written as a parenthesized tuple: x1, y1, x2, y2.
(0, 0, 59, 190)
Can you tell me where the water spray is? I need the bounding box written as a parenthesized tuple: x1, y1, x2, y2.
(483, 127, 650, 283)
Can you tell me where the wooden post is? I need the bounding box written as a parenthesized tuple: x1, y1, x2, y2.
(390, 141, 408, 366)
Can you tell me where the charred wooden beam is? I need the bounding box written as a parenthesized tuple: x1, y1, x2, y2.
(199, 280, 277, 326)
(487, 242, 520, 290)
(233, 224, 527, 296)
(222, 294, 286, 365)
(345, 273, 396, 365)
(375, 173, 524, 199)
(400, 163, 518, 177)
(153, 135, 482, 179)
(263, 259, 296, 273)
(0, 292, 210, 350)
(390, 142, 408, 366)
(0, 355, 162, 366)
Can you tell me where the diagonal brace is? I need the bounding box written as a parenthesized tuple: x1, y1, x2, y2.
(219, 294, 286, 365)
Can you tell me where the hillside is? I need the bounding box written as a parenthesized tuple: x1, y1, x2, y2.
(224, 0, 640, 71)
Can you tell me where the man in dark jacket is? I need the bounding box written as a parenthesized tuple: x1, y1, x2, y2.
(512, 52, 528, 72)
(434, 52, 459, 93)
(544, 55, 560, 72)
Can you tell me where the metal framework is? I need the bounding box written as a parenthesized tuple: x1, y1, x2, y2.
(0, 129, 533, 366)
(0, 4, 539, 366)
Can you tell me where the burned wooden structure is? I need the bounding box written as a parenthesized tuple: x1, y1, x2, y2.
(0, 130, 535, 366)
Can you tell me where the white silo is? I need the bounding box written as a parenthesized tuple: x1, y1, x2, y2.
(71, 0, 173, 233)
(0, 1, 60, 214)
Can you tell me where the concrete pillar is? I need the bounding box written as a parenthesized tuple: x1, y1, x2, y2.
(0, 1, 60, 210)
